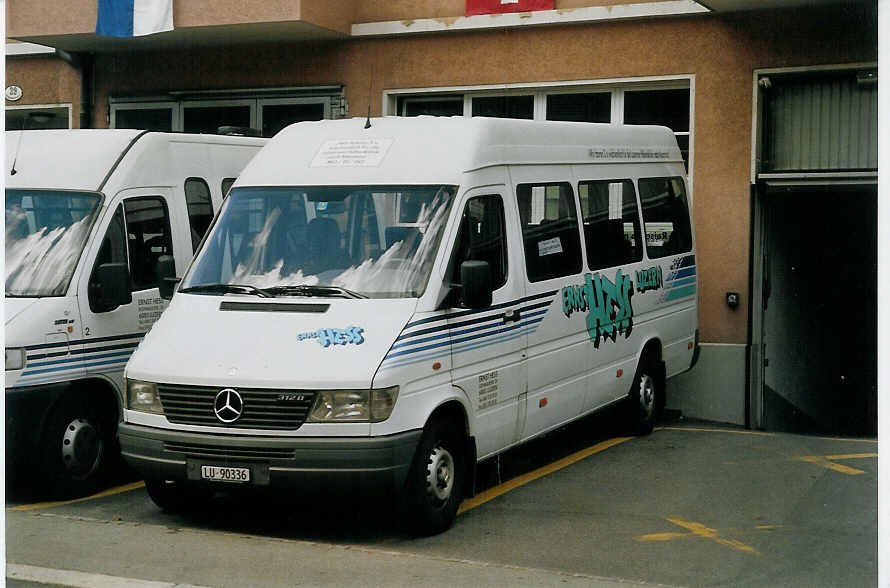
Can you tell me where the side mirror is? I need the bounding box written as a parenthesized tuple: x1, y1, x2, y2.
(90, 263, 132, 313)
(460, 260, 492, 309)
(157, 255, 178, 300)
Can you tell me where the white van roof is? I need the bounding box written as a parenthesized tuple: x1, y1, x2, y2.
(6, 129, 143, 192)
(236, 116, 684, 188)
(5, 130, 266, 192)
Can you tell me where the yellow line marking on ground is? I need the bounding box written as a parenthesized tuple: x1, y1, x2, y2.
(656, 426, 877, 443)
(824, 452, 878, 460)
(797, 455, 870, 475)
(458, 436, 633, 515)
(8, 481, 146, 512)
(754, 525, 783, 530)
(655, 426, 774, 437)
(638, 517, 760, 555)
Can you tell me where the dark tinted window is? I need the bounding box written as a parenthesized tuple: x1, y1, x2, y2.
(114, 108, 173, 132)
(579, 180, 643, 270)
(516, 183, 582, 282)
(472, 96, 534, 119)
(185, 178, 213, 252)
(401, 96, 464, 117)
(638, 177, 693, 259)
(221, 178, 236, 198)
(547, 93, 611, 123)
(124, 197, 175, 290)
(623, 89, 690, 131)
(449, 195, 508, 290)
(261, 103, 324, 137)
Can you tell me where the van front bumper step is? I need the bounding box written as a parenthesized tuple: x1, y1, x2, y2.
(118, 423, 422, 492)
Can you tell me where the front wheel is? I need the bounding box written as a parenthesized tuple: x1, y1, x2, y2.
(402, 419, 465, 535)
(627, 356, 663, 436)
(39, 395, 113, 498)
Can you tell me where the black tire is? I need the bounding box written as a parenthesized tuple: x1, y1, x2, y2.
(627, 355, 664, 436)
(402, 418, 465, 536)
(144, 478, 212, 513)
(39, 395, 114, 499)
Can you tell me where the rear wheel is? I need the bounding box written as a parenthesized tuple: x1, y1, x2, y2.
(402, 418, 465, 535)
(40, 395, 114, 498)
(628, 355, 663, 436)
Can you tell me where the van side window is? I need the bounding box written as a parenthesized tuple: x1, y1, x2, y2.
(185, 177, 213, 252)
(449, 195, 508, 290)
(578, 180, 643, 270)
(221, 178, 236, 199)
(124, 197, 175, 291)
(638, 177, 693, 258)
(89, 205, 128, 312)
(516, 182, 581, 282)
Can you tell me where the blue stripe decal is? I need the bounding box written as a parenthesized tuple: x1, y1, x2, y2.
(17, 360, 130, 385)
(665, 285, 697, 301)
(21, 355, 132, 377)
(382, 328, 534, 369)
(25, 350, 133, 370)
(25, 332, 145, 352)
(670, 267, 697, 280)
(385, 315, 545, 361)
(397, 300, 552, 343)
(677, 254, 696, 269)
(403, 291, 557, 329)
(666, 276, 697, 288)
(390, 309, 548, 351)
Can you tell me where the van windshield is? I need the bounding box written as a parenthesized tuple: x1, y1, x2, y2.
(5, 190, 102, 297)
(182, 185, 457, 299)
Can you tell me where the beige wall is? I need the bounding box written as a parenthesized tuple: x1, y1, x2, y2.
(10, 4, 874, 344)
(6, 0, 350, 37)
(5, 56, 81, 123)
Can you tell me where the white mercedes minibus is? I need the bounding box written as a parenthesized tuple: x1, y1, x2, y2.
(119, 117, 698, 534)
(5, 129, 266, 496)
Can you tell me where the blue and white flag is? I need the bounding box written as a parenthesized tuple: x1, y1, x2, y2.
(96, 0, 173, 38)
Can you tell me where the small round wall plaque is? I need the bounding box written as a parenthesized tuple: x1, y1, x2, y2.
(6, 86, 23, 101)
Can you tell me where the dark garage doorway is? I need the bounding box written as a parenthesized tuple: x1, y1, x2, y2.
(759, 186, 877, 436)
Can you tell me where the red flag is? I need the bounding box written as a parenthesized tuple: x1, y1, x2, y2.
(466, 0, 555, 16)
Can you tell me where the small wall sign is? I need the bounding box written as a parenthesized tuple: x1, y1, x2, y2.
(5, 86, 23, 102)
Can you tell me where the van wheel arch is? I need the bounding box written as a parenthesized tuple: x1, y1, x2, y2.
(401, 400, 475, 535)
(39, 377, 123, 498)
(628, 339, 667, 435)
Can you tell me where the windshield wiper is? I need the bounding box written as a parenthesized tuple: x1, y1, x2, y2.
(262, 285, 368, 299)
(179, 283, 273, 298)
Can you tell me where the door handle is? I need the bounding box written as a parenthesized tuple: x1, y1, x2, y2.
(503, 309, 520, 323)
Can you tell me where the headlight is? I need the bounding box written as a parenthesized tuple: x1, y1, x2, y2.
(126, 379, 164, 414)
(308, 386, 399, 423)
(5, 348, 26, 371)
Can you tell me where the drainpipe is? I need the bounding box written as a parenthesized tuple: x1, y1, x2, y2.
(56, 49, 93, 129)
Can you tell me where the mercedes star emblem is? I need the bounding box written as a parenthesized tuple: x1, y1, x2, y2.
(214, 388, 244, 423)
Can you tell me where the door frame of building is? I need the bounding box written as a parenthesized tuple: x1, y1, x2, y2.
(747, 62, 878, 429)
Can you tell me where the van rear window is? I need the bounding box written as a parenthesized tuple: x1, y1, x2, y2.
(638, 177, 693, 259)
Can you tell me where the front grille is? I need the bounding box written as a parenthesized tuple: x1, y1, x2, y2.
(157, 384, 315, 430)
(164, 441, 295, 462)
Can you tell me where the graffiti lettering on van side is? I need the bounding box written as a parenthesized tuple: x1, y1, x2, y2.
(298, 326, 365, 347)
(561, 269, 634, 348)
(635, 266, 663, 294)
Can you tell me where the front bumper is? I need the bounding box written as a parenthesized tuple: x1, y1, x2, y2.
(118, 423, 422, 493)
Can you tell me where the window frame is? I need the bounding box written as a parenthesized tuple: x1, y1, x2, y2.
(577, 178, 644, 271)
(515, 181, 583, 283)
(121, 195, 176, 292)
(384, 74, 695, 190)
(447, 194, 510, 292)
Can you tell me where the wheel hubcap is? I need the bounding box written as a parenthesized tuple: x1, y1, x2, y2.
(639, 375, 656, 418)
(425, 445, 455, 503)
(61, 418, 103, 479)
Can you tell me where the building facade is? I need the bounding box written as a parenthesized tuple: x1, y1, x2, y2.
(5, 0, 878, 433)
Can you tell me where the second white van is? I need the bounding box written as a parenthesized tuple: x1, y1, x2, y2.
(120, 117, 698, 534)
